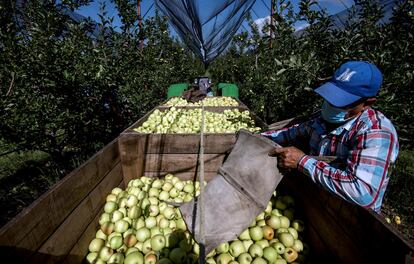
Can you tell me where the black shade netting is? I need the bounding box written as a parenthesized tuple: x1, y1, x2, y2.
(156, 0, 255, 65)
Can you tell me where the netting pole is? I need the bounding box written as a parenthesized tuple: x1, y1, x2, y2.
(137, 0, 143, 51)
(269, 0, 274, 49)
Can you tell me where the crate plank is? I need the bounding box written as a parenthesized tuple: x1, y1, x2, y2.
(143, 153, 225, 173)
(30, 163, 122, 264)
(118, 134, 145, 185)
(0, 139, 119, 262)
(143, 171, 218, 182)
(62, 181, 125, 264)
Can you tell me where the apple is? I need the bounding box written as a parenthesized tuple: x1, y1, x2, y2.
(144, 253, 157, 264)
(152, 179, 163, 189)
(262, 226, 274, 240)
(174, 181, 184, 191)
(136, 227, 151, 242)
(96, 229, 107, 240)
(288, 228, 298, 240)
(101, 222, 115, 235)
(256, 212, 265, 220)
(129, 187, 141, 197)
(142, 239, 152, 254)
(162, 182, 173, 192)
(217, 242, 230, 253)
(104, 201, 118, 214)
(124, 251, 144, 264)
(145, 216, 157, 228)
(148, 205, 159, 216)
(124, 234, 138, 247)
(265, 215, 281, 229)
(176, 218, 187, 230)
(99, 246, 114, 261)
(137, 190, 147, 200)
(291, 220, 305, 232)
(275, 199, 287, 210)
(271, 209, 283, 216)
(292, 240, 303, 252)
(148, 188, 160, 197)
(275, 259, 287, 264)
(108, 252, 124, 263)
(163, 207, 175, 220)
(251, 257, 267, 264)
(159, 218, 170, 229)
(86, 252, 98, 263)
(106, 194, 117, 202)
(216, 253, 233, 264)
(279, 216, 290, 229)
(150, 234, 166, 251)
(242, 240, 253, 252)
(284, 208, 295, 221)
(135, 241, 144, 251)
(239, 229, 251, 240)
(164, 233, 179, 248)
(109, 235, 123, 250)
(179, 239, 193, 253)
(283, 248, 298, 263)
(108, 232, 122, 242)
(206, 258, 216, 264)
(111, 210, 124, 222)
(133, 218, 146, 230)
(159, 191, 170, 201)
(169, 188, 179, 198)
(99, 213, 111, 225)
(278, 233, 294, 248)
(111, 187, 123, 196)
(263, 247, 278, 263)
(140, 198, 150, 210)
(238, 252, 252, 264)
(126, 194, 139, 207)
(148, 197, 159, 205)
(169, 248, 186, 264)
(89, 238, 105, 252)
(114, 219, 129, 233)
(126, 247, 139, 256)
(255, 239, 269, 249)
(183, 183, 195, 193)
(229, 240, 246, 258)
(248, 244, 263, 258)
(282, 195, 295, 207)
(249, 226, 263, 241)
(265, 202, 273, 214)
(128, 206, 141, 219)
(272, 242, 285, 254)
(256, 220, 266, 227)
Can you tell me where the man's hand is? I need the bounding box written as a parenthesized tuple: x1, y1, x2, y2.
(269, 147, 306, 169)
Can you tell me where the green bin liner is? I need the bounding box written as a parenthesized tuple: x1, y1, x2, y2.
(218, 83, 239, 98)
(167, 83, 188, 99)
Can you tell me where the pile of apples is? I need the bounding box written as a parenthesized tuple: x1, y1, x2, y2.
(86, 175, 308, 264)
(164, 97, 239, 107)
(134, 108, 261, 134)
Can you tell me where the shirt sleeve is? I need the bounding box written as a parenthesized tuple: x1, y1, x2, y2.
(297, 128, 398, 212)
(261, 121, 312, 146)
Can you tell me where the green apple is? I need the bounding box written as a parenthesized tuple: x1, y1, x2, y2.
(89, 238, 105, 252)
(251, 257, 267, 264)
(275, 199, 287, 210)
(126, 194, 139, 207)
(114, 219, 129, 233)
(169, 248, 186, 264)
(163, 207, 176, 220)
(133, 218, 145, 230)
(265, 215, 281, 229)
(136, 227, 151, 242)
(99, 213, 111, 225)
(99, 246, 114, 261)
(108, 252, 124, 264)
(255, 240, 269, 249)
(111, 210, 124, 222)
(148, 205, 159, 217)
(291, 220, 305, 232)
(159, 218, 170, 229)
(152, 179, 163, 188)
(249, 226, 263, 241)
(271, 209, 283, 216)
(144, 253, 157, 264)
(95, 229, 107, 240)
(150, 234, 166, 251)
(242, 240, 253, 252)
(148, 197, 159, 205)
(279, 216, 290, 229)
(292, 239, 303, 252)
(237, 252, 253, 264)
(272, 242, 285, 254)
(206, 257, 216, 264)
(216, 253, 233, 264)
(217, 242, 230, 253)
(142, 239, 152, 254)
(288, 228, 298, 240)
(179, 239, 193, 253)
(124, 234, 138, 247)
(248, 244, 263, 258)
(126, 247, 139, 256)
(263, 247, 278, 263)
(128, 206, 142, 219)
(101, 222, 115, 235)
(150, 227, 163, 237)
(282, 195, 295, 207)
(239, 229, 251, 240)
(275, 259, 287, 264)
(86, 252, 98, 263)
(159, 191, 170, 201)
(104, 201, 118, 214)
(256, 220, 266, 227)
(145, 216, 157, 228)
(283, 208, 295, 221)
(162, 182, 173, 192)
(278, 233, 294, 248)
(229, 240, 246, 258)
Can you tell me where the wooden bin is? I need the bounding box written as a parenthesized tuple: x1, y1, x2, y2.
(1, 117, 413, 263)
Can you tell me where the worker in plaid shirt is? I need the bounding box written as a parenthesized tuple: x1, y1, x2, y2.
(263, 61, 399, 213)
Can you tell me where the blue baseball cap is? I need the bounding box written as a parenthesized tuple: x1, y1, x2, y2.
(315, 61, 383, 107)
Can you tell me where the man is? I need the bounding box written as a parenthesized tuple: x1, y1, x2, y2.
(262, 61, 399, 213)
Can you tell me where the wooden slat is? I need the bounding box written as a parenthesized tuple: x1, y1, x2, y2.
(62, 181, 125, 264)
(143, 171, 218, 182)
(121, 133, 236, 154)
(143, 153, 224, 173)
(118, 134, 145, 185)
(30, 163, 122, 263)
(0, 139, 119, 262)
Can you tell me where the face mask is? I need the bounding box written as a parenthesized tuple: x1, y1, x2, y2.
(321, 100, 352, 124)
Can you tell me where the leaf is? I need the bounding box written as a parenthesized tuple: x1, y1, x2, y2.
(276, 68, 287, 75)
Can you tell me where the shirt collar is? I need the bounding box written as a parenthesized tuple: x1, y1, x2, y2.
(312, 115, 358, 136)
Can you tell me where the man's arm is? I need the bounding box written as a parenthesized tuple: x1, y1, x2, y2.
(261, 120, 312, 146)
(297, 129, 398, 212)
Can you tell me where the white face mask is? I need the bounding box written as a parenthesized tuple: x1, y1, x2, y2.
(320, 101, 353, 124)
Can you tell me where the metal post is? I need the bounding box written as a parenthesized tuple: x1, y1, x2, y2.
(138, 0, 143, 51)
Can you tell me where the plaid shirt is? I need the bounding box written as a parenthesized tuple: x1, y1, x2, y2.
(262, 108, 399, 212)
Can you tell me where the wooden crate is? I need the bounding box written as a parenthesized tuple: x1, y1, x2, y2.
(1, 115, 413, 264)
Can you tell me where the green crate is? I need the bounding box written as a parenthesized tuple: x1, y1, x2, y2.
(218, 83, 239, 98)
(167, 83, 188, 99)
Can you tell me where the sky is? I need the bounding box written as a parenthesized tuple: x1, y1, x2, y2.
(76, 0, 355, 34)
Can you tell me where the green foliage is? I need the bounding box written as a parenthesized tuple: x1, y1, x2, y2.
(0, 0, 203, 167)
(209, 0, 414, 148)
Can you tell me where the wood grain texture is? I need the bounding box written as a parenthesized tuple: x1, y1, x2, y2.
(0, 139, 119, 262)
